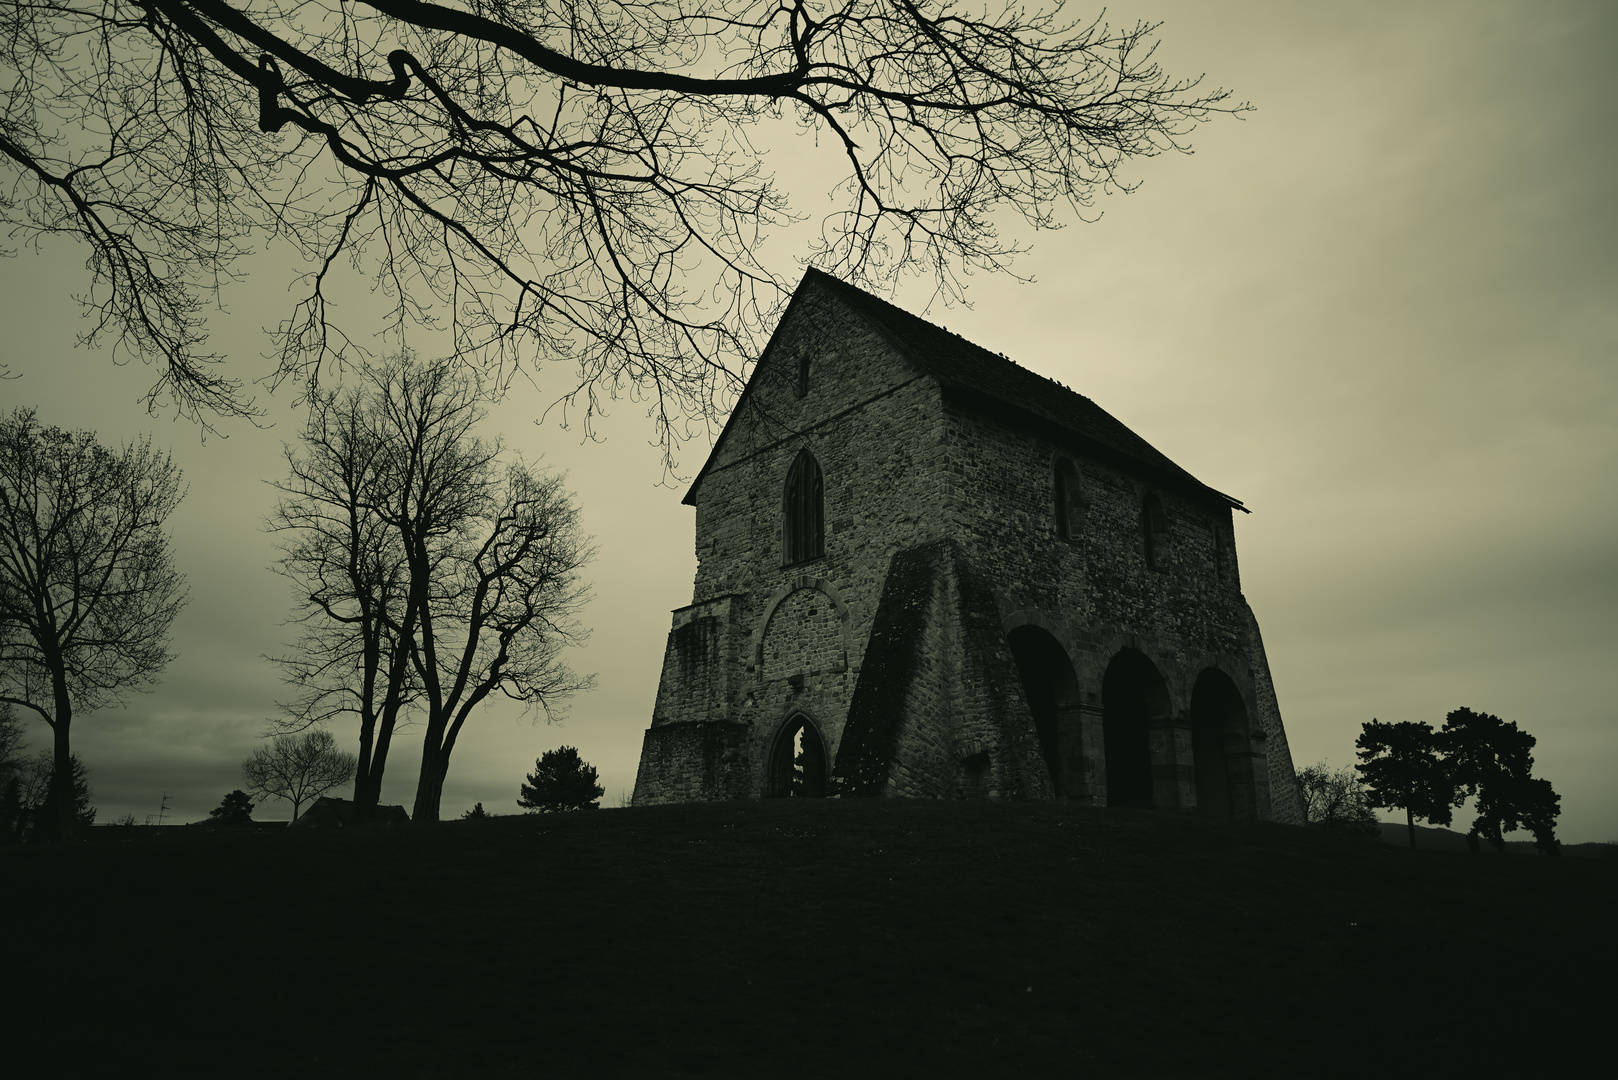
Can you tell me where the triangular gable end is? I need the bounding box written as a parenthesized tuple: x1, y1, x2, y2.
(681, 268, 932, 506)
(684, 268, 1245, 512)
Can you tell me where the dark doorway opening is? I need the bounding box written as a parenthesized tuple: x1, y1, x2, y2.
(767, 715, 827, 798)
(1007, 626, 1079, 793)
(1190, 669, 1250, 817)
(1101, 649, 1169, 809)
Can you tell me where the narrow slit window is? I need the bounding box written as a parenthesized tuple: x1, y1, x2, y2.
(1143, 493, 1170, 570)
(783, 450, 824, 565)
(1054, 458, 1084, 540)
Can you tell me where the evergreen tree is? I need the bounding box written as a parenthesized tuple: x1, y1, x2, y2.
(1441, 708, 1561, 854)
(1356, 720, 1459, 849)
(518, 747, 604, 813)
(27, 752, 95, 841)
(209, 790, 255, 825)
(0, 704, 27, 843)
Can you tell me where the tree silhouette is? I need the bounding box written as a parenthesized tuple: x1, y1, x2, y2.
(1442, 707, 1561, 855)
(0, 705, 25, 844)
(267, 378, 420, 822)
(209, 789, 256, 824)
(0, 1, 1244, 454)
(242, 729, 358, 821)
(9, 749, 97, 842)
(518, 746, 604, 813)
(271, 355, 593, 824)
(1296, 760, 1379, 840)
(0, 409, 186, 843)
(1356, 719, 1458, 849)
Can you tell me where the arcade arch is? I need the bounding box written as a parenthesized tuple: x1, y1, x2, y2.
(1007, 626, 1080, 793)
(1190, 668, 1253, 818)
(1101, 648, 1169, 809)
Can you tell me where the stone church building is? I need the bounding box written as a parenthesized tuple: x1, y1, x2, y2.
(631, 270, 1303, 824)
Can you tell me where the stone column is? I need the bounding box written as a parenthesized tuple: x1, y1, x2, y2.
(1055, 703, 1097, 804)
(1245, 727, 1273, 820)
(1065, 700, 1107, 805)
(1151, 717, 1196, 810)
(1223, 729, 1256, 819)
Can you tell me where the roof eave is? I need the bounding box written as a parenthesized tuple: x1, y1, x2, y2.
(939, 386, 1248, 513)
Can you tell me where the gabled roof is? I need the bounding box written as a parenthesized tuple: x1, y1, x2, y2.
(685, 268, 1245, 511)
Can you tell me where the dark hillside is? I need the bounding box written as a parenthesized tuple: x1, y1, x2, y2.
(6, 802, 1610, 1078)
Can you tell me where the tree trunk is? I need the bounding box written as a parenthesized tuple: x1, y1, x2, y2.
(355, 711, 400, 823)
(412, 739, 447, 825)
(352, 712, 377, 820)
(352, 767, 380, 823)
(50, 719, 80, 844)
(1406, 807, 1416, 849)
(47, 654, 80, 844)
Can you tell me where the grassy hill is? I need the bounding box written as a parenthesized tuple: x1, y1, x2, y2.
(6, 801, 1611, 1077)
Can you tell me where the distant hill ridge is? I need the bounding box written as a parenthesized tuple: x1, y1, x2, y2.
(1378, 821, 1614, 857)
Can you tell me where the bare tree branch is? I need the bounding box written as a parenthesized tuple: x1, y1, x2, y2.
(1, 0, 1245, 461)
(269, 353, 592, 824)
(242, 728, 358, 820)
(0, 407, 186, 841)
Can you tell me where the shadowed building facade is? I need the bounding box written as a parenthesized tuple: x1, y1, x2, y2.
(632, 270, 1303, 823)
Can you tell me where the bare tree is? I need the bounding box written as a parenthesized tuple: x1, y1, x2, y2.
(1297, 760, 1380, 841)
(0, 409, 186, 842)
(268, 386, 419, 820)
(0, 1, 1244, 453)
(242, 729, 359, 821)
(0, 703, 25, 775)
(271, 355, 593, 824)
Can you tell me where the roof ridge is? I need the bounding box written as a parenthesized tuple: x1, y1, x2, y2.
(797, 267, 1241, 510)
(802, 267, 1101, 403)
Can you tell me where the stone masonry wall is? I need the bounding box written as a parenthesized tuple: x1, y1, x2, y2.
(633, 275, 1299, 818)
(635, 281, 955, 803)
(826, 538, 1054, 801)
(938, 395, 1283, 813)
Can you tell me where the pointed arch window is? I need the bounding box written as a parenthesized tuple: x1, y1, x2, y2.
(783, 450, 824, 565)
(767, 714, 827, 798)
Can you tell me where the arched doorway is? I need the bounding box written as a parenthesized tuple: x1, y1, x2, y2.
(1190, 669, 1252, 818)
(767, 715, 828, 798)
(1101, 649, 1170, 809)
(1008, 626, 1081, 794)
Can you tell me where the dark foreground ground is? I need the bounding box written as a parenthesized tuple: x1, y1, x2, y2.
(6, 801, 1612, 1078)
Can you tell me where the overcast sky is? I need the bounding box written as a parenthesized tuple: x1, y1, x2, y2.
(3, 1, 1614, 839)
